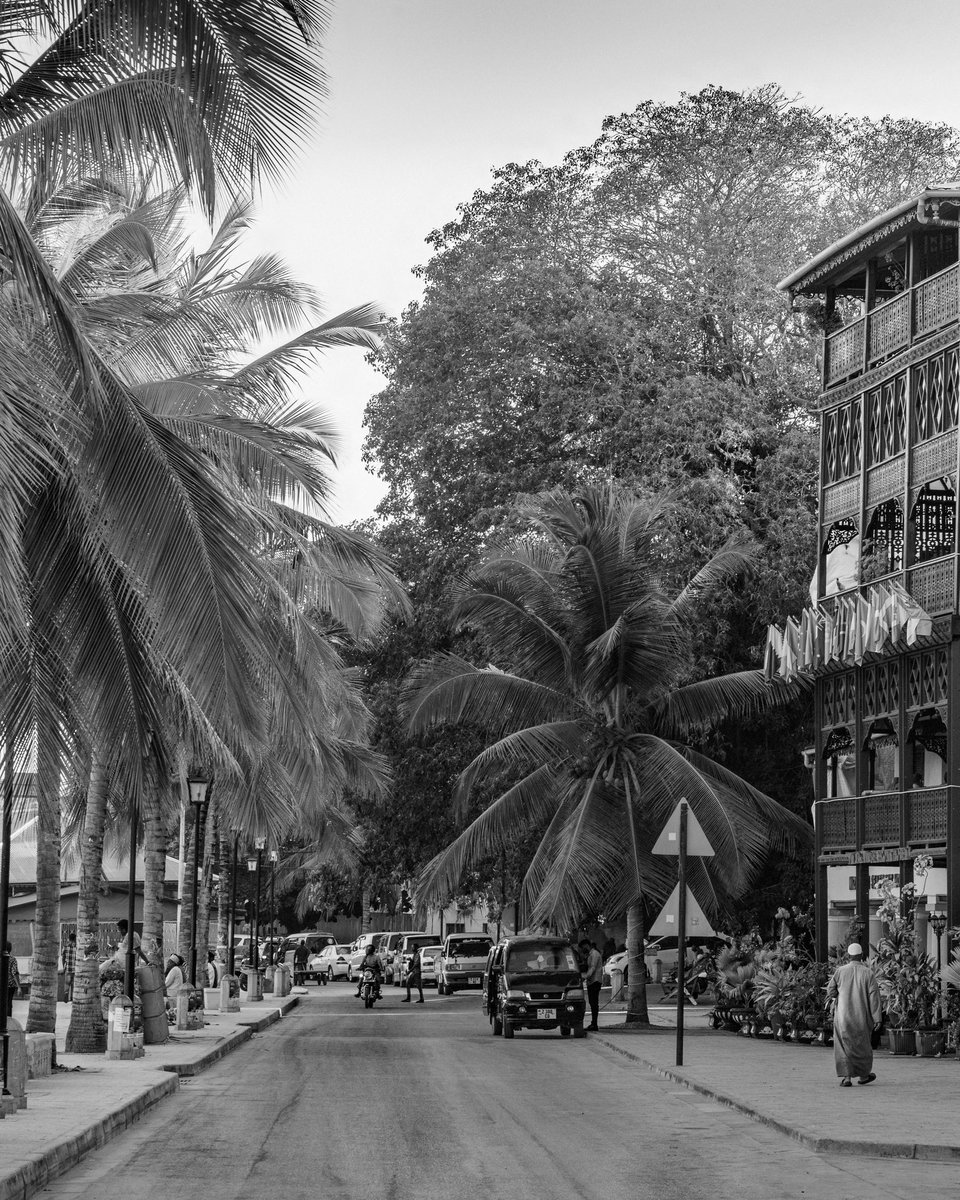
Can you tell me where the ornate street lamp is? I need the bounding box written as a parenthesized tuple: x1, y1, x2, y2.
(227, 830, 240, 978)
(930, 908, 948, 1025)
(246, 839, 264, 974)
(187, 775, 211, 987)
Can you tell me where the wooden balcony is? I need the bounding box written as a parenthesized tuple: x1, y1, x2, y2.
(825, 263, 959, 388)
(817, 785, 953, 854)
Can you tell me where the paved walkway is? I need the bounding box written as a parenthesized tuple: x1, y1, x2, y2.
(0, 991, 300, 1200)
(3, 988, 959, 1200)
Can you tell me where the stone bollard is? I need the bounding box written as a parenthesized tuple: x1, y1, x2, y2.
(220, 973, 241, 1013)
(25, 1032, 55, 1078)
(106, 995, 143, 1060)
(609, 966, 625, 1002)
(203, 987, 220, 1012)
(245, 968, 263, 1002)
(273, 963, 292, 997)
(175, 984, 205, 1031)
(2, 1017, 27, 1112)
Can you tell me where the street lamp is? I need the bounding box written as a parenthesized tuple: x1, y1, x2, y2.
(187, 775, 210, 987)
(227, 830, 240, 978)
(268, 849, 278, 964)
(930, 909, 948, 1024)
(246, 839, 264, 974)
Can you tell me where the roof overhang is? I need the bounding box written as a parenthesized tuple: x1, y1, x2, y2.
(778, 185, 960, 297)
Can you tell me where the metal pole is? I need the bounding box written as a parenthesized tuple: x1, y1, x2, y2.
(124, 808, 137, 1003)
(252, 848, 262, 973)
(190, 801, 202, 986)
(676, 801, 688, 1067)
(270, 856, 276, 951)
(1, 732, 13, 1095)
(228, 834, 238, 978)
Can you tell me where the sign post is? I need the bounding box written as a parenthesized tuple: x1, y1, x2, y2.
(651, 799, 715, 1066)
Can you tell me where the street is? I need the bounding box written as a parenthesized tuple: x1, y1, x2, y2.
(35, 984, 960, 1200)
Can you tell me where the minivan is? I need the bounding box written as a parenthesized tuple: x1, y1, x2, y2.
(437, 933, 493, 995)
(482, 936, 586, 1039)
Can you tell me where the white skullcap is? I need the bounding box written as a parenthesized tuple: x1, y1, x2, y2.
(847, 943, 863, 956)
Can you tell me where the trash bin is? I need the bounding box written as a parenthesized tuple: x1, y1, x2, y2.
(136, 962, 168, 1045)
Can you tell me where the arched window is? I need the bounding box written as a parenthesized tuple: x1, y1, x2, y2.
(863, 717, 899, 793)
(862, 499, 904, 581)
(822, 517, 860, 595)
(824, 726, 856, 798)
(907, 708, 947, 788)
(911, 478, 956, 564)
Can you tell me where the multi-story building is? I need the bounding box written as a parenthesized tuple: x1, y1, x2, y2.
(773, 185, 960, 961)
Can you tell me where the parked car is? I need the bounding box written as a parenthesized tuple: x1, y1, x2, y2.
(395, 933, 436, 986)
(437, 933, 493, 995)
(482, 936, 586, 1039)
(311, 944, 351, 982)
(277, 932, 338, 972)
(418, 944, 443, 986)
(377, 932, 406, 983)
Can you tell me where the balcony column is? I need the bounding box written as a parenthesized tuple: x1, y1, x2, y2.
(863, 259, 877, 371)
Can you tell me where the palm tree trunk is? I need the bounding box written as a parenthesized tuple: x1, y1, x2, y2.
(140, 772, 167, 966)
(361, 881, 372, 934)
(194, 798, 216, 970)
(624, 901, 650, 1025)
(217, 833, 231, 950)
(65, 753, 109, 1053)
(177, 806, 196, 964)
(26, 726, 61, 1034)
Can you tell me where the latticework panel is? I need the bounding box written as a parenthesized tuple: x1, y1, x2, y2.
(823, 397, 863, 483)
(907, 788, 949, 843)
(907, 559, 956, 614)
(866, 457, 905, 506)
(864, 793, 901, 844)
(826, 322, 865, 386)
(862, 663, 900, 719)
(906, 648, 949, 708)
(867, 376, 907, 464)
(821, 672, 857, 729)
(869, 292, 911, 363)
(914, 263, 959, 337)
(823, 479, 860, 522)
(911, 433, 956, 485)
(819, 798, 856, 848)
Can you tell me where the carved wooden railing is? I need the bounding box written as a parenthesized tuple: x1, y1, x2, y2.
(824, 264, 960, 388)
(818, 786, 953, 852)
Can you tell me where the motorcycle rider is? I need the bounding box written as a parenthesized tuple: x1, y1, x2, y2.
(355, 943, 382, 999)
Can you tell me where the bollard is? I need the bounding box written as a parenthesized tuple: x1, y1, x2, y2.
(25, 1032, 55, 1078)
(610, 966, 624, 1002)
(273, 963, 292, 997)
(2, 1017, 27, 1112)
(220, 973, 241, 1013)
(136, 962, 168, 1045)
(203, 987, 221, 1011)
(175, 984, 205, 1031)
(245, 968, 263, 1002)
(106, 995, 142, 1059)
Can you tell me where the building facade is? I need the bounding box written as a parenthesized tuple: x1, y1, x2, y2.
(775, 186, 960, 961)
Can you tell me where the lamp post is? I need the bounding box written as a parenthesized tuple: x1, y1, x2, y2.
(930, 908, 948, 1025)
(187, 775, 210, 987)
(247, 839, 264, 974)
(268, 849, 278, 966)
(228, 831, 239, 978)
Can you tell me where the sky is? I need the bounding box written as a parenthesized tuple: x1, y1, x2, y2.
(249, 0, 960, 523)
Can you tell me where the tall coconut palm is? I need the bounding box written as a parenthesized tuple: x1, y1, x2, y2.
(406, 486, 811, 1023)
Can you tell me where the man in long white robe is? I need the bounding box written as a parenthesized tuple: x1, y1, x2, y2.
(826, 943, 882, 1086)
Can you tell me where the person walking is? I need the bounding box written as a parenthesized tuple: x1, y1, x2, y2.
(62, 932, 77, 1002)
(115, 919, 148, 966)
(402, 946, 424, 1003)
(293, 939, 309, 986)
(826, 942, 882, 1087)
(580, 938, 603, 1032)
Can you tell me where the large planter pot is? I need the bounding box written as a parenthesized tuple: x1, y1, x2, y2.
(916, 1029, 946, 1058)
(888, 1027, 917, 1056)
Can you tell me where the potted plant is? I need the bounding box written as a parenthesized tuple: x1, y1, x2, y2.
(873, 878, 939, 1055)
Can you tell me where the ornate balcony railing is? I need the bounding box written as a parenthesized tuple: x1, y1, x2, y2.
(824, 263, 960, 388)
(817, 786, 953, 853)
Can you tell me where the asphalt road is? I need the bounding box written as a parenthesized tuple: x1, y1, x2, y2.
(36, 983, 960, 1200)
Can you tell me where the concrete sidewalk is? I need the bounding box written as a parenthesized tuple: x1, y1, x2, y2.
(0, 991, 300, 1200)
(595, 998, 960, 1161)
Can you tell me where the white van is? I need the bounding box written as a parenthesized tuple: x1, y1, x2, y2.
(437, 933, 493, 994)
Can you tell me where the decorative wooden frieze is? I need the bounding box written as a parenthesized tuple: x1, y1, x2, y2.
(864, 793, 900, 845)
(906, 559, 956, 616)
(907, 787, 949, 843)
(795, 212, 915, 295)
(911, 434, 956, 487)
(820, 797, 856, 848)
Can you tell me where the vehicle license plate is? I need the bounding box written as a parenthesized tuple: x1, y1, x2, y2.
(536, 1007, 554, 1020)
(469, 976, 480, 984)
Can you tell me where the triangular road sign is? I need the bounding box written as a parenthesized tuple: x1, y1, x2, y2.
(652, 801, 715, 857)
(648, 885, 717, 939)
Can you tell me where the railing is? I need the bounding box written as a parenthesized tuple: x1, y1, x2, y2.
(824, 263, 960, 388)
(906, 559, 956, 616)
(818, 786, 953, 852)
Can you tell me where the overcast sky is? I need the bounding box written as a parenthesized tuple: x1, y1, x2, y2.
(249, 0, 960, 523)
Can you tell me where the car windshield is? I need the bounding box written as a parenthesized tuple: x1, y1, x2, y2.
(448, 940, 491, 957)
(506, 943, 578, 972)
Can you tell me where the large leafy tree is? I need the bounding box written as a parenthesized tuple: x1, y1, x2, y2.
(405, 486, 811, 1023)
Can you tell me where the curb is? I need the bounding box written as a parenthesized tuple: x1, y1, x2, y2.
(0, 996, 299, 1200)
(592, 1033, 960, 1162)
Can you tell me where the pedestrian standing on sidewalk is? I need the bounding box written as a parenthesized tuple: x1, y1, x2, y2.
(579, 939, 603, 1032)
(62, 932, 77, 1001)
(293, 939, 309, 986)
(5, 943, 19, 1017)
(402, 946, 424, 1003)
(826, 942, 882, 1087)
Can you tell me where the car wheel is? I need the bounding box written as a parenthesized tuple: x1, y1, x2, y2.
(492, 1013, 503, 1036)
(503, 1021, 515, 1039)
(573, 1022, 586, 1039)
(560, 1026, 571, 1037)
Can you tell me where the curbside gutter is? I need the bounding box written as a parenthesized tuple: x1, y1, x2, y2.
(0, 997, 299, 1200)
(592, 1033, 960, 1162)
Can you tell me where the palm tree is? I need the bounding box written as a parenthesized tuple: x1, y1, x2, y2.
(406, 485, 811, 1022)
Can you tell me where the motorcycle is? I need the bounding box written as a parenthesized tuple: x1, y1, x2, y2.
(361, 967, 382, 1008)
